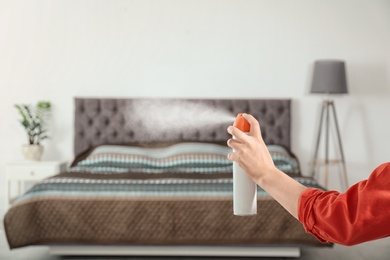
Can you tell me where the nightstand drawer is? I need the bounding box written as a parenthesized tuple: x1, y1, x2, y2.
(7, 165, 62, 181)
(7, 162, 66, 181)
(6, 161, 67, 206)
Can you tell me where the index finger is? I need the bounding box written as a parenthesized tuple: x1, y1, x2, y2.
(242, 113, 261, 138)
(227, 126, 250, 144)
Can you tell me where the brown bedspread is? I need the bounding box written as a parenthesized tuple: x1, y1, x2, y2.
(4, 195, 329, 249)
(4, 141, 331, 249)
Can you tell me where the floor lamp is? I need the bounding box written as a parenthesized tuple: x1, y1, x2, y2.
(310, 60, 349, 191)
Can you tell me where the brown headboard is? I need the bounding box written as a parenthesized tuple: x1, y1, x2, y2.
(74, 98, 291, 157)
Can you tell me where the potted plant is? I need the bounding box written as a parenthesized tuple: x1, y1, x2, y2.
(14, 101, 52, 161)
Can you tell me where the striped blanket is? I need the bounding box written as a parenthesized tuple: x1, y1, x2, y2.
(14, 143, 306, 203)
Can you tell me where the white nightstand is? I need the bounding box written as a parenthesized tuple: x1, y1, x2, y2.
(6, 161, 68, 204)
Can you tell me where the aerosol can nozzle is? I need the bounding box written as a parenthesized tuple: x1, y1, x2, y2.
(234, 114, 251, 132)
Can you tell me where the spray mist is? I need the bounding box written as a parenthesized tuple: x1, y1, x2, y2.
(233, 114, 257, 216)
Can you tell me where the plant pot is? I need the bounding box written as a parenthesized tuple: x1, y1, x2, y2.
(22, 144, 44, 161)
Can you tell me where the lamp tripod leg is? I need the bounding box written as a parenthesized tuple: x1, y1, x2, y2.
(330, 102, 349, 190)
(312, 101, 327, 178)
(325, 101, 330, 189)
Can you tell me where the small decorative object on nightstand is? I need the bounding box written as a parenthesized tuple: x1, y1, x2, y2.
(6, 161, 67, 205)
(14, 101, 52, 161)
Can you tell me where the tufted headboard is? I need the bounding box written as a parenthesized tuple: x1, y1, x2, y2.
(74, 98, 291, 157)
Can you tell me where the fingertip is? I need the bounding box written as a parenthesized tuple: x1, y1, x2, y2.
(242, 113, 255, 121)
(227, 126, 233, 135)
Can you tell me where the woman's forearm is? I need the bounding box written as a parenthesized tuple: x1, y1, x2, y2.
(256, 167, 307, 219)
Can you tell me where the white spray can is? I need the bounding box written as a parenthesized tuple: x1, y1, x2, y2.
(233, 114, 257, 216)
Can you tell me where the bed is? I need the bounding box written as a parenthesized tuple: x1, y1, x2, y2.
(3, 98, 332, 257)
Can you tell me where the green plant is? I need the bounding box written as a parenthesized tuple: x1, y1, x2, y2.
(14, 101, 52, 145)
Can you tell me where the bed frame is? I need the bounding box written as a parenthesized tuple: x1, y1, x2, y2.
(50, 245, 300, 257)
(49, 97, 302, 257)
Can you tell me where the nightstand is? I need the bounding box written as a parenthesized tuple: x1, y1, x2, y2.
(6, 161, 68, 204)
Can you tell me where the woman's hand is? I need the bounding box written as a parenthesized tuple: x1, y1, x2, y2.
(227, 113, 307, 219)
(226, 113, 277, 184)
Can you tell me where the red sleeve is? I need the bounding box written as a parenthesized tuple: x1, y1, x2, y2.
(298, 162, 390, 246)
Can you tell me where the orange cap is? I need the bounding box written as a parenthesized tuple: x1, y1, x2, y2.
(234, 113, 251, 132)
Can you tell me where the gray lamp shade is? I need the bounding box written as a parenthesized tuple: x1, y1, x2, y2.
(311, 60, 348, 94)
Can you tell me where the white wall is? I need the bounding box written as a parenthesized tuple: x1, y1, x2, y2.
(1, 0, 389, 212)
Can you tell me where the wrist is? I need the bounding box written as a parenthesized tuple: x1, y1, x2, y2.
(256, 166, 281, 188)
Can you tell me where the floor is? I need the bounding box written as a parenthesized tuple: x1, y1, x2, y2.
(1, 224, 390, 260)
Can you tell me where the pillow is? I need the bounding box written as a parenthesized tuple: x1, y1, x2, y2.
(70, 143, 232, 174)
(70, 143, 301, 176)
